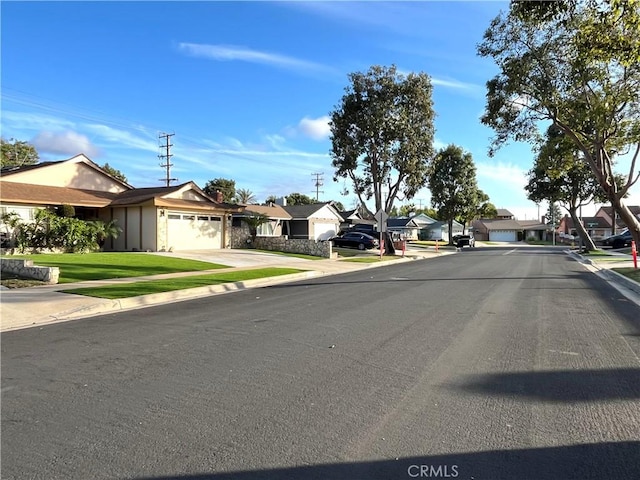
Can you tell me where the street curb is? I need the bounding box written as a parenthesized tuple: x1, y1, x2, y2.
(2, 256, 425, 332)
(565, 249, 640, 296)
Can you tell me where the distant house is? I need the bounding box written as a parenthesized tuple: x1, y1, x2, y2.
(595, 206, 640, 235)
(386, 214, 435, 240)
(472, 218, 524, 242)
(0, 154, 241, 251)
(232, 203, 292, 237)
(518, 219, 551, 241)
(557, 214, 611, 240)
(336, 204, 375, 232)
(424, 220, 464, 241)
(282, 203, 343, 240)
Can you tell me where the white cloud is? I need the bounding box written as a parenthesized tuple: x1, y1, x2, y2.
(177, 43, 334, 74)
(298, 116, 331, 141)
(476, 161, 527, 187)
(84, 124, 159, 152)
(32, 131, 101, 157)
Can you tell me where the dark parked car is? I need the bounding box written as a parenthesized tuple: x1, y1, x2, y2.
(453, 234, 475, 248)
(332, 232, 379, 250)
(600, 229, 633, 249)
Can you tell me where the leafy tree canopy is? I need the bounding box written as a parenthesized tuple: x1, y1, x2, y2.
(428, 144, 480, 243)
(1, 138, 39, 168)
(478, 0, 640, 243)
(286, 193, 316, 205)
(330, 64, 435, 214)
(203, 178, 236, 203)
(101, 163, 128, 183)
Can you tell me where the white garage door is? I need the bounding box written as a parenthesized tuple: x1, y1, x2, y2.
(167, 212, 222, 250)
(314, 223, 338, 240)
(489, 230, 517, 242)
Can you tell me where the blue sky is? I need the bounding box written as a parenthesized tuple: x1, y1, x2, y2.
(2, 1, 638, 219)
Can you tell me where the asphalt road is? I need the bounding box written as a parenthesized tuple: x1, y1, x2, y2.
(2, 247, 640, 480)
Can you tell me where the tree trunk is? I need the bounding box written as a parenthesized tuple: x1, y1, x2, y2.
(611, 196, 640, 248)
(448, 219, 454, 245)
(568, 208, 597, 252)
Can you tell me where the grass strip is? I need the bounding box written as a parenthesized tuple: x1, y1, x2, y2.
(63, 267, 304, 299)
(612, 267, 640, 283)
(6, 253, 228, 283)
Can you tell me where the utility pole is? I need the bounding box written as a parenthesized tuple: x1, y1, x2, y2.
(311, 172, 324, 201)
(158, 132, 177, 187)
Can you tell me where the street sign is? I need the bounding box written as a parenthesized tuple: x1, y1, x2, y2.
(374, 209, 388, 232)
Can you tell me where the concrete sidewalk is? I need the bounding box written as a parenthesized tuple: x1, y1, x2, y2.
(0, 248, 445, 332)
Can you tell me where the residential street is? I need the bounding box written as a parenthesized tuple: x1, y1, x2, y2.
(2, 247, 640, 480)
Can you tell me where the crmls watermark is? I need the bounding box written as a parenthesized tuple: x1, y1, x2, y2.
(407, 464, 459, 478)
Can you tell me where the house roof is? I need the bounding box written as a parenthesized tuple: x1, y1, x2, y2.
(496, 209, 514, 217)
(108, 184, 186, 205)
(518, 220, 549, 230)
(474, 219, 524, 230)
(282, 203, 338, 219)
(240, 204, 292, 219)
(0, 181, 118, 207)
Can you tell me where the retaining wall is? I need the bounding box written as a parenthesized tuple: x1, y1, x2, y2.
(0, 258, 60, 284)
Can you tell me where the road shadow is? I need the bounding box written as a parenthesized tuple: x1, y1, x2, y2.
(133, 441, 640, 480)
(445, 367, 640, 403)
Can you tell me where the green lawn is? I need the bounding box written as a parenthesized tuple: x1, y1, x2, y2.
(7, 253, 229, 283)
(612, 267, 640, 283)
(63, 267, 304, 299)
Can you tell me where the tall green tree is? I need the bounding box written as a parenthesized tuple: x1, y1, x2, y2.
(101, 163, 128, 183)
(330, 64, 435, 214)
(428, 145, 480, 244)
(525, 125, 605, 251)
(478, 0, 640, 246)
(203, 178, 236, 203)
(286, 192, 316, 205)
(1, 138, 39, 168)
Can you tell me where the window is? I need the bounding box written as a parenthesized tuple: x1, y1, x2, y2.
(183, 215, 195, 221)
(168, 214, 181, 220)
(211, 216, 222, 222)
(197, 216, 209, 221)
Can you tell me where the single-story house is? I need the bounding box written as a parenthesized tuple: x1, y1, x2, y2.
(423, 220, 464, 241)
(472, 218, 524, 242)
(517, 220, 550, 241)
(0, 154, 241, 251)
(282, 203, 343, 240)
(230, 203, 292, 247)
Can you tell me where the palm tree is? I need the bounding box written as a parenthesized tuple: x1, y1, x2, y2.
(236, 188, 256, 205)
(241, 213, 269, 244)
(89, 219, 121, 250)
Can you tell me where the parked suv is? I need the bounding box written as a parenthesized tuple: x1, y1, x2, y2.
(453, 234, 475, 248)
(600, 229, 633, 249)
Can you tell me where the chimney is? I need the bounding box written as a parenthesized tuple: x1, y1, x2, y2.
(214, 189, 223, 203)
